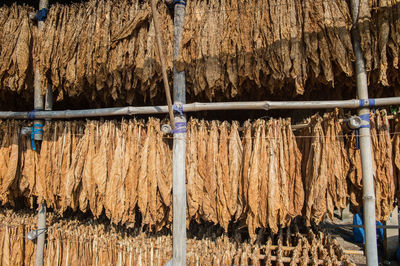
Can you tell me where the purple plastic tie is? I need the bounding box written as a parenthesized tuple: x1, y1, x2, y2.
(173, 104, 184, 116)
(27, 110, 37, 119)
(171, 122, 187, 134)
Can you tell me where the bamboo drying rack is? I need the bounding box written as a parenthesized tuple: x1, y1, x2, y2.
(2, 0, 399, 265)
(1, 97, 400, 119)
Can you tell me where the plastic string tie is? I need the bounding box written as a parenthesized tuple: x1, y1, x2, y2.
(345, 120, 352, 131)
(31, 133, 36, 151)
(359, 98, 376, 112)
(369, 99, 376, 107)
(31, 124, 44, 151)
(171, 122, 187, 134)
(27, 110, 37, 119)
(355, 113, 370, 149)
(359, 114, 370, 129)
(36, 8, 48, 22)
(369, 99, 376, 113)
(173, 104, 184, 116)
(27, 228, 47, 241)
(173, 0, 187, 6)
(355, 129, 360, 149)
(34, 228, 47, 236)
(359, 99, 376, 107)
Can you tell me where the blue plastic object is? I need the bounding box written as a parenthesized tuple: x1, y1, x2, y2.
(353, 212, 385, 244)
(353, 213, 365, 243)
(376, 221, 384, 244)
(36, 8, 48, 22)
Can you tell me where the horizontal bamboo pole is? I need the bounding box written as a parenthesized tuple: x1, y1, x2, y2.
(323, 223, 400, 229)
(259, 255, 324, 264)
(1, 97, 400, 119)
(267, 245, 364, 255)
(291, 122, 312, 130)
(292, 113, 400, 131)
(344, 250, 364, 255)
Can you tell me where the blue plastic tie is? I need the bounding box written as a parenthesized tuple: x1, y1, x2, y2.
(370, 99, 376, 113)
(355, 129, 360, 149)
(173, 104, 184, 116)
(36, 8, 48, 22)
(345, 119, 354, 131)
(369, 99, 376, 107)
(355, 113, 370, 149)
(359, 98, 376, 112)
(171, 122, 187, 134)
(359, 114, 370, 129)
(31, 124, 44, 151)
(359, 99, 376, 107)
(173, 0, 187, 5)
(27, 110, 37, 119)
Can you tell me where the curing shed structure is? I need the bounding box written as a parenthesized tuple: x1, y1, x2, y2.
(1, 0, 400, 265)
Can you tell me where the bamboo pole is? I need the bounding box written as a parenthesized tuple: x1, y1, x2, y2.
(266, 245, 364, 255)
(33, 0, 48, 141)
(323, 223, 400, 229)
(35, 1, 49, 266)
(258, 255, 325, 264)
(344, 250, 365, 256)
(2, 97, 400, 119)
(172, 1, 187, 265)
(150, 0, 175, 128)
(36, 204, 46, 266)
(350, 1, 378, 265)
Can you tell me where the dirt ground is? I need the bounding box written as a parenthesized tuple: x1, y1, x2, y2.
(322, 213, 399, 266)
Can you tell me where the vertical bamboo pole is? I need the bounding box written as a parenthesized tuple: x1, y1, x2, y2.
(33, 0, 48, 140)
(35, 1, 49, 266)
(350, 1, 379, 265)
(172, 1, 187, 265)
(36, 205, 46, 266)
